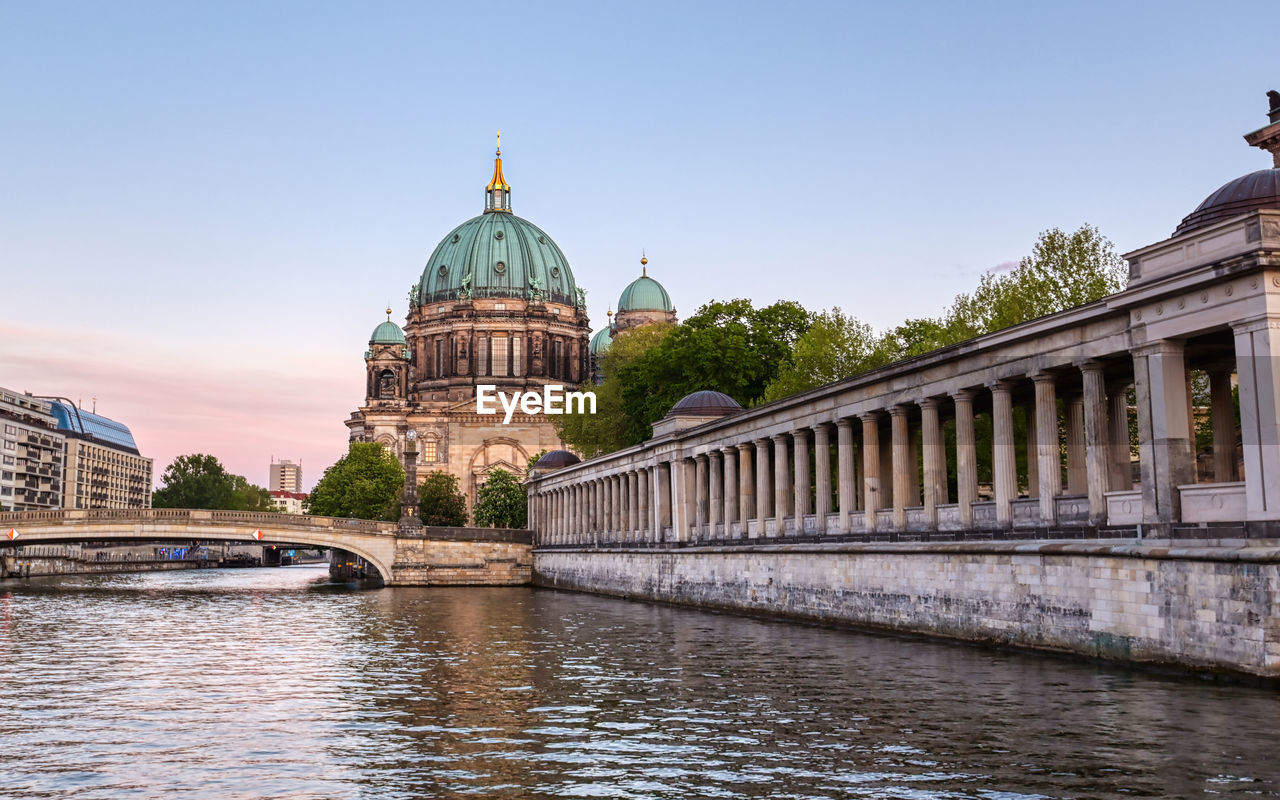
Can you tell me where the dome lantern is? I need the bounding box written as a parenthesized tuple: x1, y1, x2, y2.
(485, 131, 512, 214)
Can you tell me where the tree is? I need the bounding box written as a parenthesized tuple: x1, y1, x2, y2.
(308, 442, 404, 521)
(618, 299, 813, 441)
(764, 308, 889, 402)
(418, 470, 468, 526)
(152, 454, 272, 510)
(556, 322, 671, 457)
(472, 469, 527, 528)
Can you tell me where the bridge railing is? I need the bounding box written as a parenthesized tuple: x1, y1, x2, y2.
(0, 508, 394, 534)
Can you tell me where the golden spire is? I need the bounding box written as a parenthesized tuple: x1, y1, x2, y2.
(640, 250, 648, 277)
(485, 131, 511, 213)
(385, 306, 393, 320)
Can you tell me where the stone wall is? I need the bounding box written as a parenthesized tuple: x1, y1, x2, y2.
(392, 538, 531, 585)
(533, 542, 1280, 677)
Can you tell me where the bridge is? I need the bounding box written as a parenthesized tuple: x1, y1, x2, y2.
(0, 508, 532, 586)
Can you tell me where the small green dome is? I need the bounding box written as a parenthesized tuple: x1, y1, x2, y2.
(617, 275, 673, 313)
(416, 213, 581, 307)
(589, 326, 613, 355)
(370, 319, 406, 345)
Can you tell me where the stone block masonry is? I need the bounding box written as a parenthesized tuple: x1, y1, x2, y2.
(533, 541, 1280, 678)
(392, 538, 531, 585)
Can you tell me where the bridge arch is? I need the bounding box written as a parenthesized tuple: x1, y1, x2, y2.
(0, 509, 399, 584)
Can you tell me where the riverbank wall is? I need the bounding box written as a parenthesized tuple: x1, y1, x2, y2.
(0, 544, 268, 581)
(532, 539, 1280, 678)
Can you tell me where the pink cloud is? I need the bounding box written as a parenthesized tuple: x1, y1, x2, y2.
(1, 322, 361, 491)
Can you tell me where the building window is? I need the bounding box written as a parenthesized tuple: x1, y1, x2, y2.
(422, 441, 438, 463)
(2, 455, 12, 465)
(3, 425, 13, 435)
(512, 337, 523, 377)
(2, 441, 13, 451)
(492, 335, 508, 376)
(477, 335, 489, 376)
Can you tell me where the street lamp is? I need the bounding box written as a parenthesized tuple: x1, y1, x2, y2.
(399, 429, 422, 532)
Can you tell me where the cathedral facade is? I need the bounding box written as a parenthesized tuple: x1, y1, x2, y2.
(346, 146, 592, 508)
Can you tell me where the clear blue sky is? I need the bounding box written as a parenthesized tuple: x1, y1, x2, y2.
(2, 0, 1275, 489)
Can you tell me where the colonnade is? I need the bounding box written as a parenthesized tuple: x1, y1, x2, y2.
(531, 329, 1265, 546)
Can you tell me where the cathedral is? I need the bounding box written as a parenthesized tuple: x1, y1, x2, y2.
(347, 143, 676, 509)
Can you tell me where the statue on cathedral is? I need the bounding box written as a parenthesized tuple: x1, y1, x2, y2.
(528, 274, 544, 302)
(408, 281, 420, 305)
(576, 287, 586, 307)
(457, 272, 473, 300)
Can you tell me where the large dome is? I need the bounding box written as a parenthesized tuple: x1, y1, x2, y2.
(415, 212, 581, 308)
(1175, 168, 1280, 235)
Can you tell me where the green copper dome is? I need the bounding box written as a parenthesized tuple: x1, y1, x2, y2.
(589, 325, 613, 355)
(617, 275, 673, 313)
(413, 151, 582, 309)
(370, 319, 406, 344)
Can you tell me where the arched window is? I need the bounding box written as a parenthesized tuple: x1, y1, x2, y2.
(378, 370, 396, 399)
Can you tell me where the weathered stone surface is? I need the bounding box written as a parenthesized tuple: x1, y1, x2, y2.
(533, 543, 1280, 676)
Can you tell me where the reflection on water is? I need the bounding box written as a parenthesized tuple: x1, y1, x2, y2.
(0, 566, 1277, 799)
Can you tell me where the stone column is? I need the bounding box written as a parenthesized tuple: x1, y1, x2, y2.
(836, 419, 854, 533)
(1081, 361, 1109, 526)
(596, 479, 606, 545)
(737, 443, 754, 531)
(1108, 382, 1132, 491)
(990, 380, 1017, 529)
(709, 450, 723, 536)
(1066, 393, 1087, 495)
(907, 425, 921, 507)
(638, 467, 650, 541)
(1032, 372, 1061, 526)
(1209, 368, 1238, 483)
(649, 466, 661, 542)
(1025, 403, 1038, 498)
(862, 413, 881, 532)
(890, 405, 910, 530)
(921, 398, 943, 529)
(682, 458, 698, 541)
(599, 478, 609, 541)
(814, 423, 831, 534)
(793, 429, 811, 531)
(773, 434, 791, 532)
(953, 390, 977, 529)
(628, 471, 640, 540)
(694, 454, 709, 535)
(657, 462, 672, 539)
(755, 439, 771, 533)
(1134, 340, 1195, 527)
(1232, 317, 1280, 521)
(617, 474, 628, 537)
(722, 447, 738, 535)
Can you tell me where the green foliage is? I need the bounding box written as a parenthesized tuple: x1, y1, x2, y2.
(472, 469, 527, 528)
(417, 470, 468, 527)
(764, 308, 891, 402)
(619, 299, 812, 437)
(763, 224, 1128, 402)
(556, 323, 672, 457)
(152, 453, 273, 511)
(307, 442, 404, 521)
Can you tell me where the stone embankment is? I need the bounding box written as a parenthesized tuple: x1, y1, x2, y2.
(533, 539, 1280, 678)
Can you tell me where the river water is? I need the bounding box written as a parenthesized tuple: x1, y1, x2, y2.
(0, 567, 1277, 799)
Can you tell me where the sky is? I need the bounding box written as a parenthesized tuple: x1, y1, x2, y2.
(1, 0, 1277, 491)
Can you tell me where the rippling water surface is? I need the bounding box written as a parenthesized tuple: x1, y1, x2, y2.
(1, 566, 1278, 799)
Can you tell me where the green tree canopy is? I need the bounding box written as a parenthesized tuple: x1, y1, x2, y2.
(308, 442, 404, 521)
(764, 308, 890, 402)
(619, 299, 812, 437)
(472, 469, 527, 529)
(152, 454, 273, 511)
(418, 470, 468, 527)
